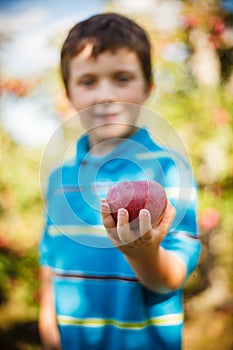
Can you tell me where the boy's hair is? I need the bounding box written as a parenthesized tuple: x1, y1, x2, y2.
(61, 12, 152, 96)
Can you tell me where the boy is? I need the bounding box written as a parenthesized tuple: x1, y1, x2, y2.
(38, 13, 201, 350)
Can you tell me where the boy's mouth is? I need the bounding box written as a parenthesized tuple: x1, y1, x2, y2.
(95, 113, 121, 123)
(96, 113, 119, 120)
(94, 103, 123, 117)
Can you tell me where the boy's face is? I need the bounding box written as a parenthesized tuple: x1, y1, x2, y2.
(68, 46, 151, 150)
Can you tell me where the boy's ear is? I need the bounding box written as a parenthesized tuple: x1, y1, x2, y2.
(144, 81, 155, 100)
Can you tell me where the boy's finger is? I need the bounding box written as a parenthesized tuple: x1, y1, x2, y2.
(100, 200, 119, 243)
(117, 208, 133, 244)
(139, 209, 153, 242)
(162, 201, 176, 231)
(101, 200, 115, 228)
(153, 201, 176, 240)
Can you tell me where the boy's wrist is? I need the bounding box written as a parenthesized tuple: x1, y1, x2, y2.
(124, 246, 186, 293)
(120, 238, 160, 262)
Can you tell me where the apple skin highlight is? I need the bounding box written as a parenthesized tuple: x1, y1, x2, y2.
(106, 180, 167, 229)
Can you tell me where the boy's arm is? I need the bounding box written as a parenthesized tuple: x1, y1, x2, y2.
(39, 267, 62, 350)
(101, 201, 186, 293)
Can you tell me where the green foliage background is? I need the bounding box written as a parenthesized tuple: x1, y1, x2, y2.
(0, 1, 233, 348)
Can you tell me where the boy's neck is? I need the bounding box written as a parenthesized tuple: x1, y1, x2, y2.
(89, 138, 124, 157)
(88, 127, 138, 157)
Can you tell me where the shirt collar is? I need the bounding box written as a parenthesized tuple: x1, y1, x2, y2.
(76, 127, 152, 165)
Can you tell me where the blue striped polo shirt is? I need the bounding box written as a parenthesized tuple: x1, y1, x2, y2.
(39, 127, 201, 350)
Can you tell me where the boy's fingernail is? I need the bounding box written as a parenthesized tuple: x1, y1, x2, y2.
(140, 209, 148, 216)
(118, 208, 126, 216)
(101, 201, 109, 212)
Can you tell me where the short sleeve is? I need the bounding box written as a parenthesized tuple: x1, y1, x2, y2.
(162, 154, 201, 278)
(161, 232, 201, 278)
(38, 228, 54, 267)
(38, 175, 55, 268)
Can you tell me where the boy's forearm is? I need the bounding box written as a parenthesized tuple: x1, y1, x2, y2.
(39, 267, 61, 349)
(124, 247, 186, 293)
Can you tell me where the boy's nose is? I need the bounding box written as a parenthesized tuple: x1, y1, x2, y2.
(96, 80, 116, 104)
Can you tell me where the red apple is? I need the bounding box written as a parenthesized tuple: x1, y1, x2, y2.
(106, 180, 167, 229)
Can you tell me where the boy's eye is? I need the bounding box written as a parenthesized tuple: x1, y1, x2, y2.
(79, 78, 95, 86)
(116, 75, 133, 83)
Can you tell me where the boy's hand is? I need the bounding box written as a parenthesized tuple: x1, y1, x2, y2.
(101, 199, 175, 255)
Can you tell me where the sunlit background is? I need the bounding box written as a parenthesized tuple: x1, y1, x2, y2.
(0, 0, 232, 349)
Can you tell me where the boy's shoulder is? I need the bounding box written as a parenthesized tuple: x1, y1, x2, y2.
(136, 129, 189, 166)
(47, 157, 77, 193)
